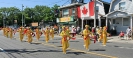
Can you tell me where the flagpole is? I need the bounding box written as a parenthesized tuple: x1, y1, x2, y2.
(94, 0, 96, 28)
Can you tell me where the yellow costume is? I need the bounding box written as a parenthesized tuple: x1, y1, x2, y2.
(5, 27, 9, 38)
(83, 25, 91, 51)
(35, 27, 41, 41)
(9, 28, 13, 39)
(27, 28, 33, 43)
(3, 28, 6, 36)
(43, 27, 50, 43)
(19, 27, 24, 42)
(98, 27, 103, 42)
(102, 26, 107, 46)
(60, 26, 69, 54)
(66, 26, 71, 39)
(50, 28, 54, 39)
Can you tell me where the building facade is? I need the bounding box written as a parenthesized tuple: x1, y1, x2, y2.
(77, 0, 110, 29)
(57, 0, 110, 29)
(106, 0, 133, 33)
(57, 2, 84, 26)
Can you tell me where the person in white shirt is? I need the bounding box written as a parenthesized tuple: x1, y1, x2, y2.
(126, 27, 131, 40)
(71, 26, 76, 37)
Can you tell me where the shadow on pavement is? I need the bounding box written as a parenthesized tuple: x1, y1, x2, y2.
(67, 52, 85, 55)
(2, 49, 62, 53)
(69, 41, 79, 42)
(54, 39, 61, 40)
(114, 45, 122, 47)
(57, 46, 62, 47)
(31, 42, 42, 45)
(49, 42, 59, 43)
(90, 49, 106, 51)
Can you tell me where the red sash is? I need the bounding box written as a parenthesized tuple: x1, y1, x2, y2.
(60, 36, 67, 44)
(24, 29, 27, 34)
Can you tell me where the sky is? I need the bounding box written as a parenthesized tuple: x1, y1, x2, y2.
(0, 0, 111, 9)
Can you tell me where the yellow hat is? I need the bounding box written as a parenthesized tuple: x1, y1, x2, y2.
(85, 25, 89, 28)
(62, 26, 65, 29)
(103, 26, 106, 30)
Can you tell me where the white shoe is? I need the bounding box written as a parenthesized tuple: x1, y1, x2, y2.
(88, 49, 90, 51)
(83, 45, 85, 48)
(103, 45, 106, 46)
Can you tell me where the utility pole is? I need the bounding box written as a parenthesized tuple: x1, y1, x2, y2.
(22, 4, 24, 27)
(3, 15, 5, 27)
(94, 0, 96, 28)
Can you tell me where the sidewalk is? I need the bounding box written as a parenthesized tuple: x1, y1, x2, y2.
(107, 36, 133, 44)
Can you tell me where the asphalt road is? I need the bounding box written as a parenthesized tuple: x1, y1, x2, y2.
(0, 31, 133, 58)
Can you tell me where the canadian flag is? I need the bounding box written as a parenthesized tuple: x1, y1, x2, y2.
(77, 1, 94, 18)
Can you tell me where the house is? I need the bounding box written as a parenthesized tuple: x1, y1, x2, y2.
(106, 0, 133, 33)
(77, 0, 110, 30)
(57, 0, 84, 26)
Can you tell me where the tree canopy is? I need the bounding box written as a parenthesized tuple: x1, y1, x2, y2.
(0, 4, 60, 27)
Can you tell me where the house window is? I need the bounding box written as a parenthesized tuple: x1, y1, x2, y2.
(62, 9, 69, 17)
(113, 19, 115, 24)
(123, 18, 129, 26)
(119, 2, 125, 10)
(72, 8, 75, 14)
(96, 6, 99, 12)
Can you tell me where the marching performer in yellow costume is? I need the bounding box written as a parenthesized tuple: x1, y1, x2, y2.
(19, 27, 24, 42)
(9, 28, 13, 39)
(35, 27, 41, 41)
(27, 27, 33, 43)
(102, 26, 107, 46)
(50, 27, 55, 39)
(83, 25, 91, 51)
(66, 26, 71, 39)
(43, 27, 50, 43)
(98, 27, 103, 42)
(3, 27, 6, 36)
(5, 27, 9, 38)
(60, 26, 70, 54)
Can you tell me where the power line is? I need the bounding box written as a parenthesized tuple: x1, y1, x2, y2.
(62, 0, 70, 6)
(47, 0, 65, 6)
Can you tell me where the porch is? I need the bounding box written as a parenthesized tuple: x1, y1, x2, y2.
(106, 11, 133, 34)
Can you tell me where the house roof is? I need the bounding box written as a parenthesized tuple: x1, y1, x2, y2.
(106, 10, 128, 16)
(58, 2, 84, 9)
(99, 0, 110, 5)
(105, 10, 130, 18)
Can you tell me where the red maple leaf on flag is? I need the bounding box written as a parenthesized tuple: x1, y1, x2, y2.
(82, 6, 88, 15)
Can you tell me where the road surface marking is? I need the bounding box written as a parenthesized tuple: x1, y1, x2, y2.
(17, 38, 118, 58)
(0, 48, 11, 58)
(13, 38, 118, 58)
(38, 42, 118, 58)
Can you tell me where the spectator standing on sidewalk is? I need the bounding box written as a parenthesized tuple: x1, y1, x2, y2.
(71, 26, 76, 37)
(76, 26, 80, 34)
(126, 27, 131, 40)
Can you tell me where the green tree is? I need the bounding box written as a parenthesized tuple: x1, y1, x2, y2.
(50, 4, 60, 22)
(23, 7, 35, 25)
(0, 7, 10, 26)
(8, 7, 20, 25)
